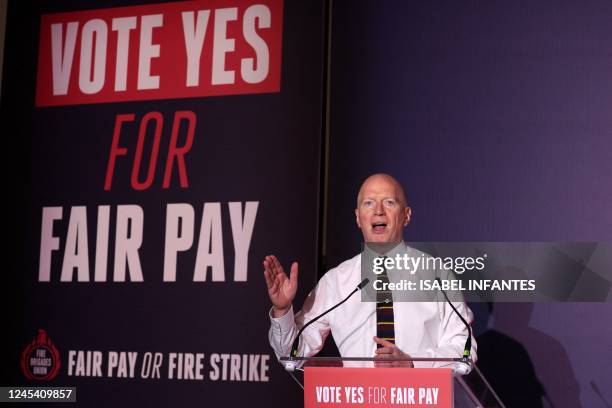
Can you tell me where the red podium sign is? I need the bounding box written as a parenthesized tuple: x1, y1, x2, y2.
(304, 367, 452, 407)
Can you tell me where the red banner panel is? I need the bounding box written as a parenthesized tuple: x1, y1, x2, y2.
(304, 367, 453, 408)
(35, 0, 283, 106)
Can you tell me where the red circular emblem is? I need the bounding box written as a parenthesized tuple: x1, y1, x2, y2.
(20, 329, 61, 381)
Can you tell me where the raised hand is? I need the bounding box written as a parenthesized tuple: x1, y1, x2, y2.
(263, 255, 298, 317)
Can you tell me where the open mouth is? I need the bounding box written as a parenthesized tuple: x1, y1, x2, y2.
(372, 223, 387, 233)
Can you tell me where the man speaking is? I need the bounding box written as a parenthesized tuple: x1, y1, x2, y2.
(263, 173, 476, 371)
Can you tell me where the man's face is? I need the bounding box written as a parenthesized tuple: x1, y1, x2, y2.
(355, 176, 411, 243)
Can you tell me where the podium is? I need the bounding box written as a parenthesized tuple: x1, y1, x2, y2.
(280, 356, 505, 408)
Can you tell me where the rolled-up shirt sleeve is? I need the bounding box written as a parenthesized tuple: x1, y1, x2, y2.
(268, 305, 298, 358)
(416, 298, 478, 374)
(268, 277, 333, 362)
(415, 265, 478, 374)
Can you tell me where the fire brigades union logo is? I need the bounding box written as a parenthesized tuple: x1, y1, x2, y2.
(20, 329, 61, 381)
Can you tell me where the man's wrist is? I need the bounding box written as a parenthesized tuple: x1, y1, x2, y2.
(272, 305, 291, 318)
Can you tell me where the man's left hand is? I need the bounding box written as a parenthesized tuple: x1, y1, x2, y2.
(373, 336, 414, 368)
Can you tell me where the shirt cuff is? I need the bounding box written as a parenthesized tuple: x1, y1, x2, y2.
(269, 305, 295, 333)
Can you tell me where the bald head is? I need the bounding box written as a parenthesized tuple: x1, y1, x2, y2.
(356, 173, 408, 208)
(355, 173, 411, 243)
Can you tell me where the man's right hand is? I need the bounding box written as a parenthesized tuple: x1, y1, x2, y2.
(263, 255, 298, 318)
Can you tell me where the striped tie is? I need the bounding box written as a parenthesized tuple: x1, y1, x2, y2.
(376, 258, 395, 347)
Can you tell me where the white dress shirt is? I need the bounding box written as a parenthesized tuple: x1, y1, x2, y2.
(268, 243, 477, 373)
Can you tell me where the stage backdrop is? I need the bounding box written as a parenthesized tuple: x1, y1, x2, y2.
(2, 0, 325, 406)
(325, 1, 612, 407)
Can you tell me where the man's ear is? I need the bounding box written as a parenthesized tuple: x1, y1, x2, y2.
(355, 208, 361, 228)
(404, 207, 412, 226)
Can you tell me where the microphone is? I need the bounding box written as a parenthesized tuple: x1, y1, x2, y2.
(435, 277, 472, 364)
(290, 278, 370, 358)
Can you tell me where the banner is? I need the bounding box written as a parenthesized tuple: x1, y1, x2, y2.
(3, 0, 325, 406)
